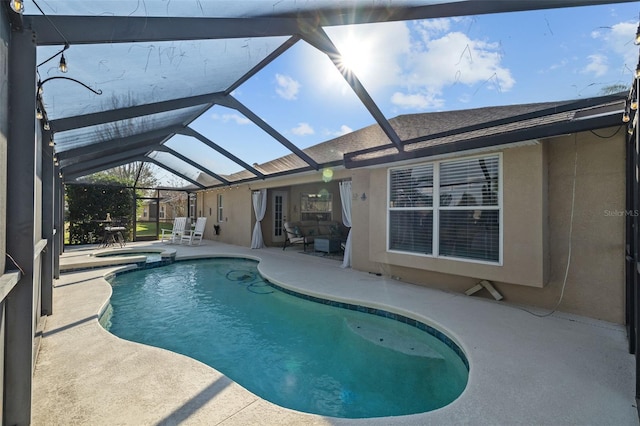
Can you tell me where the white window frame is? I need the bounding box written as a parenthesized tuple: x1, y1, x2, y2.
(217, 194, 224, 223)
(387, 153, 503, 265)
(188, 194, 196, 220)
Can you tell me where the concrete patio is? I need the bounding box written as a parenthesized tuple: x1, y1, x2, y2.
(32, 240, 638, 425)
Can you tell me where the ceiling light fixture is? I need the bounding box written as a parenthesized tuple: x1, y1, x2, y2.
(623, 103, 631, 123)
(636, 21, 640, 45)
(36, 107, 43, 120)
(629, 114, 639, 135)
(59, 53, 68, 73)
(10, 0, 24, 13)
(630, 86, 639, 111)
(37, 43, 70, 71)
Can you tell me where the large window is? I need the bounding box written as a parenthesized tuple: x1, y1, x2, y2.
(389, 154, 501, 263)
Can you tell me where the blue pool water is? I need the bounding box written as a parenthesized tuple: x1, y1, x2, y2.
(103, 258, 468, 418)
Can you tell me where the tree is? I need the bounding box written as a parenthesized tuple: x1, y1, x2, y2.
(87, 162, 158, 190)
(82, 93, 161, 189)
(66, 178, 136, 245)
(600, 84, 628, 95)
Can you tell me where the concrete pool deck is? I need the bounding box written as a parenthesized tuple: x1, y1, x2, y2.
(33, 240, 637, 425)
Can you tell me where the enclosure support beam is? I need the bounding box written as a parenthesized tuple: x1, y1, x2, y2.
(5, 28, 37, 426)
(61, 142, 162, 175)
(143, 158, 206, 189)
(178, 127, 266, 178)
(216, 95, 320, 170)
(159, 146, 229, 185)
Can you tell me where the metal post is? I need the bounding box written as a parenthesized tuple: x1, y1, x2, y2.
(634, 76, 640, 409)
(41, 129, 54, 315)
(626, 110, 636, 353)
(53, 171, 62, 278)
(5, 28, 37, 425)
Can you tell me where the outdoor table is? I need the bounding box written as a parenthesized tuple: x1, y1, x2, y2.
(92, 219, 125, 248)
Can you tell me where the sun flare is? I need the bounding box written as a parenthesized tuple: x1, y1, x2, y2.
(335, 34, 373, 77)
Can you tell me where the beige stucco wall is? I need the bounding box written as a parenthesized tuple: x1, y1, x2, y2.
(352, 130, 625, 323)
(200, 188, 253, 246)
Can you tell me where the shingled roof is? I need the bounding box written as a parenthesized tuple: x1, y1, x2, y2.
(216, 93, 626, 185)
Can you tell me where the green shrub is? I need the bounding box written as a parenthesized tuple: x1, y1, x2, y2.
(66, 183, 135, 245)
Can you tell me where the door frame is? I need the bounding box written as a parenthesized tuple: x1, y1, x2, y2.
(272, 190, 288, 243)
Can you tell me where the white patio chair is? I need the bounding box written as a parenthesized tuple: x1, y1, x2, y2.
(160, 217, 187, 244)
(181, 217, 207, 245)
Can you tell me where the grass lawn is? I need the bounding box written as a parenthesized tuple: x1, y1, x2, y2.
(136, 221, 173, 237)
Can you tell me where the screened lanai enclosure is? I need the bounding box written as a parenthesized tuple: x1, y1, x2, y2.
(21, 0, 640, 187)
(2, 0, 640, 424)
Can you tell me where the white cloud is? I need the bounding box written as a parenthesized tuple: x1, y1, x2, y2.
(211, 113, 251, 125)
(606, 22, 637, 71)
(387, 30, 514, 109)
(548, 58, 569, 71)
(337, 124, 353, 135)
(407, 32, 514, 92)
(391, 92, 443, 109)
(590, 21, 636, 76)
(415, 18, 452, 42)
(420, 18, 451, 34)
(291, 122, 314, 136)
(301, 17, 514, 112)
(275, 73, 300, 100)
(583, 54, 608, 77)
(325, 124, 353, 137)
(316, 20, 513, 111)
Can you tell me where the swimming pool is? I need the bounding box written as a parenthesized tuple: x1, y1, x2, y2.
(103, 257, 468, 419)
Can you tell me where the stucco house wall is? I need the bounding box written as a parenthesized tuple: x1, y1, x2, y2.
(200, 187, 253, 246)
(350, 129, 625, 323)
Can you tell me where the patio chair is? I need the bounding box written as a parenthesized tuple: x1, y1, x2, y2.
(283, 221, 309, 251)
(181, 217, 207, 246)
(161, 217, 187, 244)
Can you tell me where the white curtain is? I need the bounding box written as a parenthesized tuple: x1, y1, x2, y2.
(251, 189, 267, 249)
(339, 180, 353, 268)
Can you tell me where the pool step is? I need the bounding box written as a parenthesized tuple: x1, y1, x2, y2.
(345, 319, 445, 359)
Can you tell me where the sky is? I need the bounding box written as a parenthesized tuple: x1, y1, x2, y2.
(164, 1, 640, 184)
